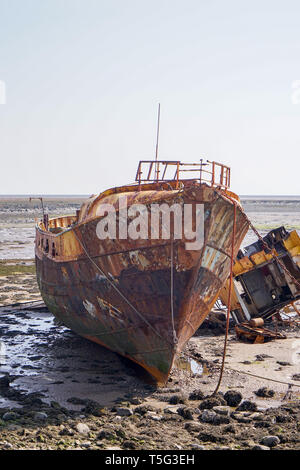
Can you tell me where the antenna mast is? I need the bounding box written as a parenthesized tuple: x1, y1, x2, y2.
(155, 103, 161, 181)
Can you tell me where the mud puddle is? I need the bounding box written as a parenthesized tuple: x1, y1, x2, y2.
(174, 356, 207, 376)
(0, 306, 157, 410)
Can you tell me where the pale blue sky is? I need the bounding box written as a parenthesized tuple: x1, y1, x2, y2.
(0, 0, 300, 195)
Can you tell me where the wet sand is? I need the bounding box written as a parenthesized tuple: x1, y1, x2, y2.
(0, 266, 300, 450)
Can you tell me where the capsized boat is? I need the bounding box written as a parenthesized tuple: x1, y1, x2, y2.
(219, 225, 300, 323)
(34, 160, 249, 383)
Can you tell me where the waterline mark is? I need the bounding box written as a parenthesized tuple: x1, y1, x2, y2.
(0, 80, 6, 104)
(95, 196, 204, 250)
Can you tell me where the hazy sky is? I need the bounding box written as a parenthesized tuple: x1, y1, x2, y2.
(0, 0, 300, 195)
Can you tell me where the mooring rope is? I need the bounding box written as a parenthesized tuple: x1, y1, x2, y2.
(211, 200, 237, 395)
(225, 366, 300, 388)
(210, 190, 300, 394)
(170, 235, 178, 345)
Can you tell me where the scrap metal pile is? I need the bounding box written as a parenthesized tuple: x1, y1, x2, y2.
(218, 226, 300, 342)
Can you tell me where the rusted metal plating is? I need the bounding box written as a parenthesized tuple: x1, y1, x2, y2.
(219, 226, 300, 325)
(34, 161, 249, 383)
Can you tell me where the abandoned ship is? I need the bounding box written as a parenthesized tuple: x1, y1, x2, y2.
(217, 225, 300, 341)
(34, 160, 250, 383)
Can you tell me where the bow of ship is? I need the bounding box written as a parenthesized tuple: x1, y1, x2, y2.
(34, 160, 250, 383)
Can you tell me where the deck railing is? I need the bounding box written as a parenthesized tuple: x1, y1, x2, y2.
(135, 160, 231, 190)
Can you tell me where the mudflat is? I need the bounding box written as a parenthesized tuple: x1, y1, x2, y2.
(0, 196, 299, 450)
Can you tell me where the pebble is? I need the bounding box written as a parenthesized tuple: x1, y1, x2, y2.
(0, 375, 10, 388)
(224, 390, 243, 407)
(147, 413, 163, 421)
(199, 397, 225, 410)
(149, 415, 162, 422)
(123, 440, 137, 449)
(129, 398, 142, 405)
(185, 422, 202, 432)
(113, 416, 122, 422)
(256, 355, 265, 361)
(177, 406, 194, 420)
(97, 428, 116, 440)
(213, 406, 230, 416)
(249, 412, 263, 420)
(75, 423, 90, 435)
(200, 409, 217, 423)
(252, 444, 270, 451)
(189, 390, 205, 401)
(260, 435, 280, 448)
(34, 412, 48, 421)
(81, 441, 91, 448)
(2, 412, 18, 421)
(231, 411, 252, 423)
(115, 407, 133, 417)
(169, 394, 187, 405)
(191, 444, 206, 450)
(3, 442, 13, 449)
(223, 424, 236, 434)
(59, 427, 74, 436)
(213, 414, 230, 425)
(6, 424, 22, 431)
(236, 400, 257, 412)
(164, 406, 179, 415)
(134, 405, 155, 415)
(254, 387, 275, 398)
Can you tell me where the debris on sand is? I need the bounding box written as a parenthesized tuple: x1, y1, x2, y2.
(255, 387, 275, 398)
(224, 390, 243, 407)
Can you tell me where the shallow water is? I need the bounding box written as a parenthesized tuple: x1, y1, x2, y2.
(0, 197, 84, 260)
(0, 227, 35, 259)
(0, 305, 155, 409)
(174, 357, 205, 376)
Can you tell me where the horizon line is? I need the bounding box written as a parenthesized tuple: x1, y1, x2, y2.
(0, 194, 300, 198)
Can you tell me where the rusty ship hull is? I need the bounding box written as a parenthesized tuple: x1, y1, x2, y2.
(35, 162, 249, 383)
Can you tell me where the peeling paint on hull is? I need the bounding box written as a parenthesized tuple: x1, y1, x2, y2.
(35, 183, 249, 383)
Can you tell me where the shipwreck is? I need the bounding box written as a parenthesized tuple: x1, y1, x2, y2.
(34, 160, 250, 383)
(218, 226, 300, 342)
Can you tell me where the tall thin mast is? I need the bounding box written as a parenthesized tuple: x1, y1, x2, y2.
(155, 103, 161, 181)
